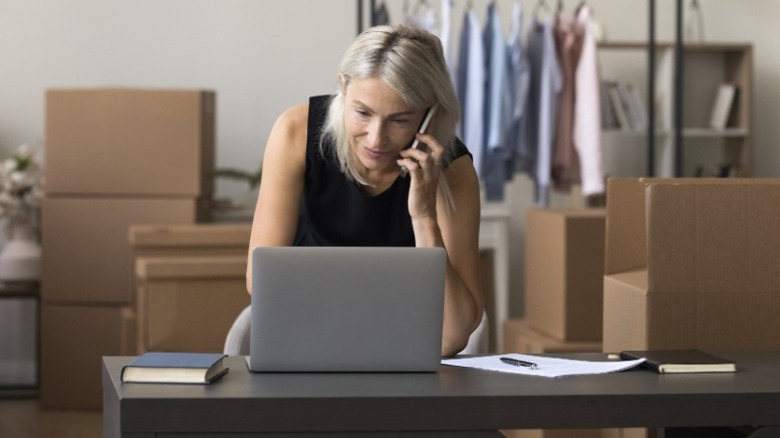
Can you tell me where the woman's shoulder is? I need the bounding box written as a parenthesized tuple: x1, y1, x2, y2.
(264, 102, 309, 171)
(273, 95, 333, 136)
(274, 102, 309, 134)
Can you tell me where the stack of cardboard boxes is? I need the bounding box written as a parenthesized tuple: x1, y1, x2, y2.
(602, 178, 780, 438)
(505, 209, 606, 354)
(130, 224, 251, 354)
(603, 178, 780, 352)
(502, 209, 606, 438)
(41, 88, 215, 409)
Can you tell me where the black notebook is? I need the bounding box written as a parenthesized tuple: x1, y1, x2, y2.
(619, 349, 737, 374)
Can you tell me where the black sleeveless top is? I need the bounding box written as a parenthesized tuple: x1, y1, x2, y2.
(293, 95, 470, 247)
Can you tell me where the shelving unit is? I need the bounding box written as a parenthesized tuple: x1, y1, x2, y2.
(0, 282, 39, 398)
(598, 42, 753, 178)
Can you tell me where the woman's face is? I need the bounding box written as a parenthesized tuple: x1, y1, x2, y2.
(342, 77, 426, 175)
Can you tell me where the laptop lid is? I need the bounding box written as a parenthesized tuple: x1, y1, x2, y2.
(248, 246, 445, 372)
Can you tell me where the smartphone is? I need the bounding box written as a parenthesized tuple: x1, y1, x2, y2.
(410, 104, 439, 150)
(400, 104, 439, 177)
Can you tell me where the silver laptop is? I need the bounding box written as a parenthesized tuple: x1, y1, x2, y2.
(247, 246, 445, 372)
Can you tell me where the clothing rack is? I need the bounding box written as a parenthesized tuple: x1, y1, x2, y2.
(674, 0, 684, 177)
(356, 0, 687, 177)
(647, 0, 656, 176)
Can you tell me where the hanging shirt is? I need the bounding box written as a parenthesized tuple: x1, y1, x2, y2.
(552, 9, 581, 190)
(481, 3, 513, 201)
(505, 0, 531, 178)
(524, 14, 562, 206)
(572, 4, 604, 196)
(373, 0, 390, 26)
(455, 9, 485, 181)
(405, 1, 439, 36)
(440, 0, 455, 77)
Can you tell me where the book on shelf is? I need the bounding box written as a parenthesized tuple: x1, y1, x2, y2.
(615, 81, 647, 131)
(121, 352, 228, 384)
(709, 83, 738, 130)
(625, 83, 648, 130)
(619, 349, 737, 374)
(603, 80, 647, 132)
(606, 82, 631, 131)
(600, 81, 619, 129)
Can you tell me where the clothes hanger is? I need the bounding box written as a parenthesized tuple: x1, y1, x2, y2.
(685, 0, 705, 42)
(412, 0, 430, 15)
(532, 0, 550, 20)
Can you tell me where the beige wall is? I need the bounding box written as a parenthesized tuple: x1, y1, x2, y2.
(0, 0, 778, 316)
(0, 0, 355, 203)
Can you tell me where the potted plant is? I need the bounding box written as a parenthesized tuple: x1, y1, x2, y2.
(215, 163, 262, 210)
(0, 144, 44, 282)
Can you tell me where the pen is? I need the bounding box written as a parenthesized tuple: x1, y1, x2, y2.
(500, 356, 538, 369)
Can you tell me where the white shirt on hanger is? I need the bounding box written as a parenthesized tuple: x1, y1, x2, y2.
(573, 4, 604, 196)
(440, 0, 455, 77)
(405, 0, 439, 36)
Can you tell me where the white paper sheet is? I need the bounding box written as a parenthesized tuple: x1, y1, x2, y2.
(441, 354, 646, 378)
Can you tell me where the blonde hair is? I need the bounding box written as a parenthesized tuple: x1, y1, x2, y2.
(320, 25, 461, 209)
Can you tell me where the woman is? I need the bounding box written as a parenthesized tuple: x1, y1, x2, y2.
(247, 25, 483, 356)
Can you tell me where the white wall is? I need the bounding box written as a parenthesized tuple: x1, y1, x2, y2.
(0, 0, 355, 202)
(0, 0, 778, 317)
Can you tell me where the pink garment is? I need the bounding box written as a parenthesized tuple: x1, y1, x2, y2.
(552, 10, 581, 190)
(572, 5, 604, 196)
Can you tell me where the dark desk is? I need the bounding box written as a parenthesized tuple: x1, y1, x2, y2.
(103, 353, 780, 437)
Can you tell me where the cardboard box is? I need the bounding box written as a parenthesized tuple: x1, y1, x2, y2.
(525, 209, 606, 342)
(503, 318, 602, 354)
(501, 428, 603, 438)
(603, 178, 780, 353)
(129, 223, 251, 258)
(501, 320, 602, 438)
(135, 256, 250, 353)
(127, 225, 250, 354)
(40, 303, 135, 410)
(41, 196, 207, 304)
(45, 88, 215, 196)
(601, 429, 646, 438)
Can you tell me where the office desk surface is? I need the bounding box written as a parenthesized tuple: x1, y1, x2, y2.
(103, 352, 780, 436)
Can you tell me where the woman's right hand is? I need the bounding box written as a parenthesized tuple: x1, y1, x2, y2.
(398, 132, 443, 221)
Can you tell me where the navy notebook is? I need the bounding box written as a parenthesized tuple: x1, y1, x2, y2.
(121, 352, 228, 384)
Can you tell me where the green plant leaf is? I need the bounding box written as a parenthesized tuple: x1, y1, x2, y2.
(215, 166, 262, 190)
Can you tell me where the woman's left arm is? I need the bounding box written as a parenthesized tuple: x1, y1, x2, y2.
(400, 135, 484, 357)
(436, 156, 484, 356)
